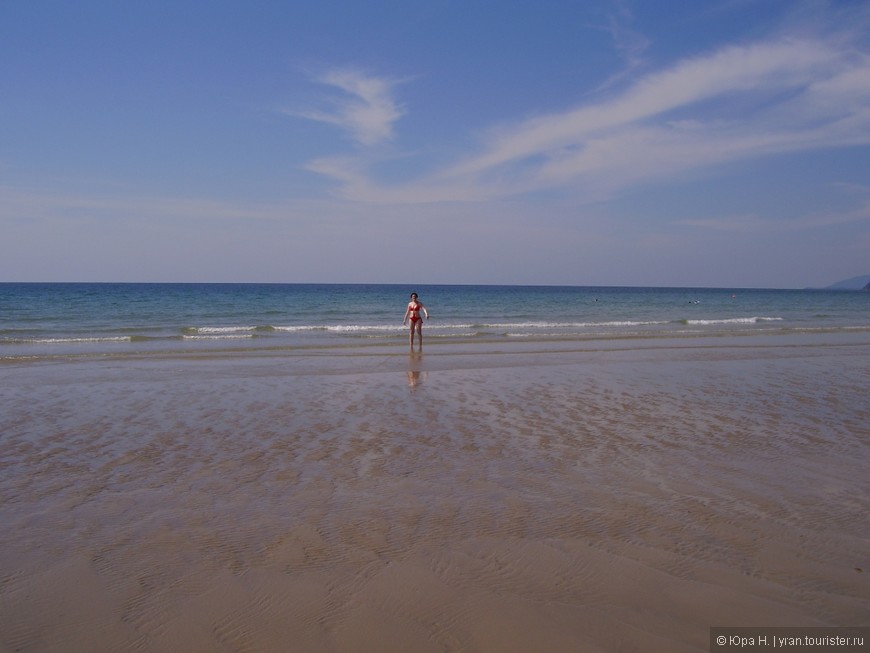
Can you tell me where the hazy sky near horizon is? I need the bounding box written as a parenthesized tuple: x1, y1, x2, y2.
(2, 0, 869, 287)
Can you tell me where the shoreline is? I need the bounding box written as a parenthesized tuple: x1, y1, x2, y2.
(2, 335, 868, 651)
(4, 327, 870, 367)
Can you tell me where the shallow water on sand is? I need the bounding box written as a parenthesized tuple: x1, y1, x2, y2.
(1, 336, 868, 652)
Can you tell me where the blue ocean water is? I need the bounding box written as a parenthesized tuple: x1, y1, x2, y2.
(2, 282, 869, 359)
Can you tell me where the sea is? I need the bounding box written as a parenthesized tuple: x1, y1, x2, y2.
(2, 282, 870, 361)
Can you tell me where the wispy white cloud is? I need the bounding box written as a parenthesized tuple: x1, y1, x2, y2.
(676, 197, 870, 233)
(292, 69, 406, 146)
(589, 0, 651, 92)
(300, 23, 870, 207)
(445, 38, 846, 178)
(676, 213, 791, 233)
(0, 185, 321, 225)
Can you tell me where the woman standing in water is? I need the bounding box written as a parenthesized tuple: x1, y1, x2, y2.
(402, 292, 429, 350)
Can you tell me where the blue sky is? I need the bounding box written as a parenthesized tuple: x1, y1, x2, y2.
(2, 0, 869, 287)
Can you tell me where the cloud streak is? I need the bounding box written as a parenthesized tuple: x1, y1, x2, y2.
(293, 69, 406, 146)
(677, 196, 870, 233)
(300, 27, 870, 206)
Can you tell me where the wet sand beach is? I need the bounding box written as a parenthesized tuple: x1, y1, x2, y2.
(1, 335, 868, 652)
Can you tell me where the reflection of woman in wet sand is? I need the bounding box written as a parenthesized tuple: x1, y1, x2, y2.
(402, 292, 429, 351)
(406, 369, 424, 390)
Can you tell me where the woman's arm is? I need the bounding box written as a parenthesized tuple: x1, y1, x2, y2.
(402, 304, 411, 325)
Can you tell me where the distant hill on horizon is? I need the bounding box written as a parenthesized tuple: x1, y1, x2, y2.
(825, 274, 870, 290)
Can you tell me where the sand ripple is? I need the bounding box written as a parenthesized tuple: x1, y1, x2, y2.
(1, 341, 868, 651)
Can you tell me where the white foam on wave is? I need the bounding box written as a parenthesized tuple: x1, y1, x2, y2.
(271, 324, 401, 333)
(456, 320, 668, 331)
(257, 320, 675, 334)
(685, 317, 783, 326)
(326, 325, 401, 333)
(270, 325, 324, 332)
(3, 336, 131, 345)
(189, 326, 258, 334)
